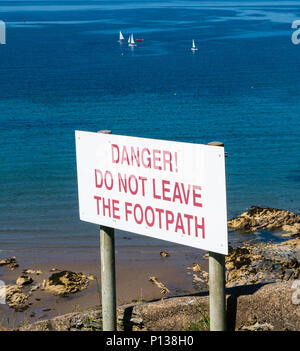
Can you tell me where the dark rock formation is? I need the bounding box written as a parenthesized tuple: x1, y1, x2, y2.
(228, 206, 300, 233)
(0, 257, 19, 270)
(45, 271, 89, 296)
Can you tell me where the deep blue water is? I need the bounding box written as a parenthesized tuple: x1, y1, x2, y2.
(0, 1, 300, 256)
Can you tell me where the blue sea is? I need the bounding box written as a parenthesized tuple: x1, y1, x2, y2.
(1, 0, 300, 260)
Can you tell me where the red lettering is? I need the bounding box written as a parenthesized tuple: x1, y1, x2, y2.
(125, 202, 132, 221)
(128, 175, 138, 195)
(172, 182, 182, 203)
(163, 151, 172, 172)
(133, 204, 143, 224)
(162, 180, 171, 201)
(112, 200, 120, 220)
(145, 206, 155, 227)
(155, 208, 164, 229)
(139, 176, 147, 196)
(141, 148, 151, 168)
(102, 197, 111, 217)
(111, 144, 119, 163)
(193, 185, 202, 207)
(166, 210, 174, 230)
(131, 147, 140, 167)
(195, 217, 205, 238)
(175, 212, 185, 234)
(94, 195, 101, 215)
(95, 169, 103, 188)
(153, 149, 162, 170)
(181, 184, 191, 204)
(121, 146, 130, 165)
(94, 196, 112, 217)
(104, 171, 113, 190)
(184, 214, 193, 235)
(118, 173, 127, 192)
(152, 179, 161, 200)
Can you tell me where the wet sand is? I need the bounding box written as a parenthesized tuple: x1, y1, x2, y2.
(0, 245, 207, 328)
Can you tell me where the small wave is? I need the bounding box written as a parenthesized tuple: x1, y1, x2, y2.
(0, 228, 52, 233)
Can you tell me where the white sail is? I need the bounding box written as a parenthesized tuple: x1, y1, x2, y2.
(119, 31, 124, 40)
(128, 34, 136, 46)
(191, 39, 198, 51)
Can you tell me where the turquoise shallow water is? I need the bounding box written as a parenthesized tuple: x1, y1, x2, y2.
(0, 1, 300, 256)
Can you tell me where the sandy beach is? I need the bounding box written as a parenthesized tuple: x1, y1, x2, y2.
(0, 244, 207, 329)
(2, 205, 299, 329)
(1, 231, 299, 331)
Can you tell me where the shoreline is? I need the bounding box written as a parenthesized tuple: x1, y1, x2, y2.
(1, 235, 299, 330)
(1, 206, 299, 330)
(0, 246, 207, 329)
(18, 280, 300, 331)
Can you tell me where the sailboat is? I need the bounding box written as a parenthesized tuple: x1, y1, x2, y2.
(128, 34, 136, 47)
(191, 39, 198, 51)
(118, 31, 125, 42)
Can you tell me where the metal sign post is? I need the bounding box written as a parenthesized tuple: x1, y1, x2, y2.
(98, 130, 117, 331)
(208, 141, 226, 331)
(100, 225, 117, 331)
(209, 251, 226, 331)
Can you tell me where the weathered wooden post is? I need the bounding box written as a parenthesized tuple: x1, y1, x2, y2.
(208, 141, 226, 331)
(98, 130, 117, 331)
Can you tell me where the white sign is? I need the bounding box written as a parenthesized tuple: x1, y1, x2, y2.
(75, 131, 228, 255)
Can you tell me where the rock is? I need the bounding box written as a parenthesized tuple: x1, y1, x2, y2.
(0, 257, 15, 266)
(282, 224, 300, 234)
(192, 274, 205, 283)
(149, 276, 170, 296)
(87, 320, 102, 330)
(228, 206, 300, 233)
(223, 238, 300, 287)
(16, 275, 33, 287)
(160, 251, 170, 258)
(30, 284, 40, 293)
(187, 263, 209, 289)
(191, 263, 202, 272)
(45, 271, 89, 296)
(0, 257, 19, 270)
(19, 310, 103, 331)
(130, 317, 143, 326)
(23, 269, 42, 275)
(239, 322, 274, 331)
(5, 285, 28, 311)
(186, 238, 300, 290)
(87, 275, 96, 281)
